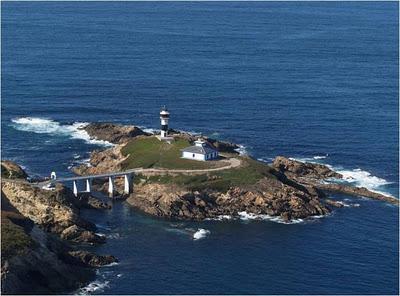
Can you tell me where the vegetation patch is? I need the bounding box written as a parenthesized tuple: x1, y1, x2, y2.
(121, 136, 225, 170)
(1, 212, 34, 260)
(137, 157, 277, 191)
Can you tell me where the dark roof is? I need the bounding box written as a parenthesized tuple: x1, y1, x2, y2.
(181, 144, 217, 155)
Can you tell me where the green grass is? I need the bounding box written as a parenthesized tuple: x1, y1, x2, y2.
(1, 212, 34, 260)
(121, 136, 223, 170)
(137, 157, 277, 192)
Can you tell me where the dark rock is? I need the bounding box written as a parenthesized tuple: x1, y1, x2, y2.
(67, 250, 118, 267)
(325, 199, 345, 208)
(272, 156, 342, 180)
(82, 122, 150, 144)
(318, 184, 399, 205)
(60, 225, 105, 244)
(1, 161, 28, 180)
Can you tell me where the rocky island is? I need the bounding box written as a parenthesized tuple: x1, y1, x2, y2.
(74, 122, 398, 222)
(2, 122, 398, 294)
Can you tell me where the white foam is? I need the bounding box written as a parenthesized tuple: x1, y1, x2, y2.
(235, 144, 248, 156)
(193, 228, 210, 240)
(290, 156, 395, 198)
(205, 215, 232, 221)
(257, 157, 274, 163)
(137, 125, 157, 134)
(103, 262, 119, 267)
(313, 155, 328, 160)
(238, 211, 305, 224)
(336, 168, 390, 189)
(78, 280, 110, 294)
(290, 155, 328, 163)
(11, 117, 114, 147)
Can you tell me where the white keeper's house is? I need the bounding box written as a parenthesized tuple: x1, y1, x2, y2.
(181, 139, 219, 161)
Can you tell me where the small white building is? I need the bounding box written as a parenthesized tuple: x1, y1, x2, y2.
(181, 139, 219, 161)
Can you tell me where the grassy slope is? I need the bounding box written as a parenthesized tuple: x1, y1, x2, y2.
(121, 136, 224, 170)
(1, 212, 34, 260)
(137, 157, 278, 192)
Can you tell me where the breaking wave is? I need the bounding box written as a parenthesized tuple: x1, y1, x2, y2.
(78, 280, 110, 295)
(235, 144, 248, 156)
(288, 155, 394, 198)
(193, 228, 210, 240)
(290, 154, 328, 163)
(206, 212, 324, 224)
(335, 168, 391, 189)
(237, 211, 305, 224)
(10, 117, 114, 147)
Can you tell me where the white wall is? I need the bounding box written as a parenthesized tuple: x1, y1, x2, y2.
(182, 151, 206, 161)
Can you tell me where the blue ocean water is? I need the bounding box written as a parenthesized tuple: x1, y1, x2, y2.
(1, 2, 399, 294)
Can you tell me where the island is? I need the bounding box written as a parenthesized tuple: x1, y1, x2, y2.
(1, 118, 398, 294)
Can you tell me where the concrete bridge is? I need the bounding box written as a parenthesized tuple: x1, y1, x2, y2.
(42, 171, 137, 198)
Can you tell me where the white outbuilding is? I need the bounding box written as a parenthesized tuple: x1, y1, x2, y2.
(181, 139, 219, 161)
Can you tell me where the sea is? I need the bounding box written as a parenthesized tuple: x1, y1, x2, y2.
(1, 1, 399, 295)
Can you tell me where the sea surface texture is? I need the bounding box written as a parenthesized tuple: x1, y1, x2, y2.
(2, 2, 399, 294)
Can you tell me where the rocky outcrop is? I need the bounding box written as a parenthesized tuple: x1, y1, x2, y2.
(73, 144, 128, 175)
(272, 156, 398, 205)
(1, 160, 28, 180)
(316, 183, 399, 205)
(81, 122, 150, 144)
(127, 176, 330, 222)
(74, 192, 112, 210)
(272, 156, 342, 180)
(66, 250, 118, 267)
(1, 181, 105, 244)
(1, 196, 94, 295)
(1, 162, 117, 294)
(60, 225, 105, 244)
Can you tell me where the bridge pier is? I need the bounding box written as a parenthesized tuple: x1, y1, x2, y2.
(85, 178, 92, 193)
(124, 174, 133, 195)
(73, 180, 78, 197)
(108, 176, 115, 197)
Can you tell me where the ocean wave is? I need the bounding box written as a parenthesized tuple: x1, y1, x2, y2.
(313, 155, 328, 159)
(335, 168, 391, 189)
(103, 262, 119, 267)
(205, 215, 232, 221)
(193, 228, 210, 240)
(137, 125, 157, 134)
(10, 117, 114, 147)
(237, 211, 305, 224)
(235, 144, 248, 156)
(205, 212, 324, 224)
(77, 280, 110, 295)
(290, 154, 328, 163)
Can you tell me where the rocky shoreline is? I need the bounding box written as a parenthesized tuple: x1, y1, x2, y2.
(1, 162, 117, 294)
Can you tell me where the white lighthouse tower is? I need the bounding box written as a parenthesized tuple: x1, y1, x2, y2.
(159, 106, 172, 141)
